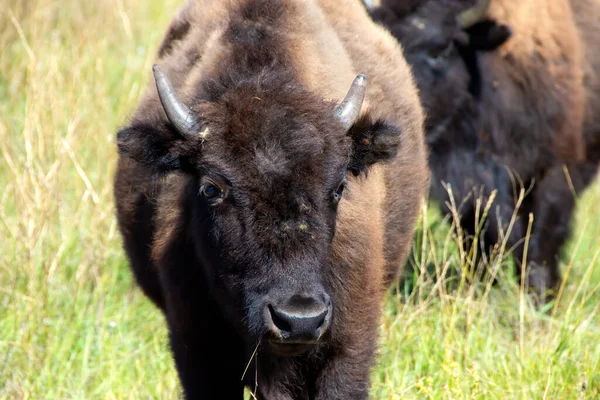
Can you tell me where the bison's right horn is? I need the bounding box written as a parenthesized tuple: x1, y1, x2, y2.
(457, 0, 491, 29)
(334, 74, 367, 130)
(153, 64, 198, 137)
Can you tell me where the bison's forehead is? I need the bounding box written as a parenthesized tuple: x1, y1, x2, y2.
(382, 0, 467, 46)
(196, 84, 350, 216)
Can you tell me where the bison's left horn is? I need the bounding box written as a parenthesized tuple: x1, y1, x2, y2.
(153, 64, 198, 137)
(334, 74, 367, 130)
(457, 0, 490, 29)
(361, 0, 376, 10)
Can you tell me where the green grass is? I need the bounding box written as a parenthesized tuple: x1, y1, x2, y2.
(1, 1, 599, 398)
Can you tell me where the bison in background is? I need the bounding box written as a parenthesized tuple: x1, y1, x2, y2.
(113, 0, 428, 398)
(367, 0, 600, 303)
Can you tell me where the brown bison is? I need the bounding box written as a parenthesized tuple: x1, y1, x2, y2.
(113, 0, 428, 398)
(368, 0, 600, 303)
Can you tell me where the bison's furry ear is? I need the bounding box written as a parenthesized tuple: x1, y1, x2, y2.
(368, 6, 400, 27)
(347, 115, 402, 176)
(116, 124, 191, 173)
(465, 20, 512, 51)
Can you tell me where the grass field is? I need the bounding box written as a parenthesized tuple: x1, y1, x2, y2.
(1, 0, 600, 398)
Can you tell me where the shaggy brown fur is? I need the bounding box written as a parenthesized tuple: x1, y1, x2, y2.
(369, 0, 600, 302)
(479, 0, 585, 175)
(572, 0, 600, 166)
(521, 0, 600, 296)
(113, 0, 428, 398)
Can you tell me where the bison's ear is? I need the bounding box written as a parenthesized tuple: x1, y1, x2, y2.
(346, 114, 402, 176)
(465, 20, 512, 51)
(116, 124, 191, 172)
(367, 5, 400, 27)
(115, 64, 202, 173)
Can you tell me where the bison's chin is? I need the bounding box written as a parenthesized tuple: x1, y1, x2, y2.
(266, 341, 316, 357)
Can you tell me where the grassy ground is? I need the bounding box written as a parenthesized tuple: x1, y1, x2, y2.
(1, 0, 599, 398)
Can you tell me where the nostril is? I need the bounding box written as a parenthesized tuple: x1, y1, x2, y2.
(316, 312, 326, 330)
(269, 305, 292, 333)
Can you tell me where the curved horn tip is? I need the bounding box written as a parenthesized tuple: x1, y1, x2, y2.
(354, 74, 367, 86)
(152, 64, 164, 80)
(457, 0, 491, 29)
(152, 63, 198, 136)
(334, 74, 368, 129)
(362, 0, 375, 9)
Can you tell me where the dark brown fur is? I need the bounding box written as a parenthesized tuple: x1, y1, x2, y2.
(369, 0, 600, 302)
(113, 0, 428, 398)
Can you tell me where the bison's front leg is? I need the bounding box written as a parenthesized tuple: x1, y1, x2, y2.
(159, 243, 247, 399)
(524, 160, 600, 305)
(519, 166, 580, 304)
(168, 325, 246, 400)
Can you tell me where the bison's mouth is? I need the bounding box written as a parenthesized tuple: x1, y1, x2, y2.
(267, 341, 316, 357)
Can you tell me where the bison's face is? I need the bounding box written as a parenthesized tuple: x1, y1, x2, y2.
(369, 0, 511, 144)
(117, 70, 402, 356)
(372, 1, 472, 129)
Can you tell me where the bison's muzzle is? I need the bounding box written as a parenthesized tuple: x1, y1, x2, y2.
(264, 292, 332, 356)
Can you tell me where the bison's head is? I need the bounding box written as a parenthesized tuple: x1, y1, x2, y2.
(117, 66, 401, 356)
(369, 0, 511, 149)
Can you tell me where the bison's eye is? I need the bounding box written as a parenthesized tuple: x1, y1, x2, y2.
(333, 180, 347, 203)
(427, 42, 454, 64)
(201, 183, 222, 202)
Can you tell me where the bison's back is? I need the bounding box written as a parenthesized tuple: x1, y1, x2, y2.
(571, 0, 600, 158)
(478, 0, 585, 179)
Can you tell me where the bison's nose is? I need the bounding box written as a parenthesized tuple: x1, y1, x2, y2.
(266, 294, 331, 342)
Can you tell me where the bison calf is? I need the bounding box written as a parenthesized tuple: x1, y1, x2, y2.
(113, 0, 428, 398)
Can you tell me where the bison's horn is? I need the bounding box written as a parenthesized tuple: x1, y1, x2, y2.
(362, 0, 376, 10)
(334, 75, 367, 130)
(153, 64, 198, 137)
(457, 0, 491, 29)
